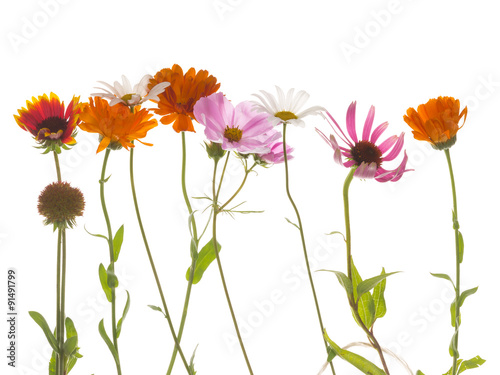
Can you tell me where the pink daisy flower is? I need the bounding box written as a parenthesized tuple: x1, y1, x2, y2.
(317, 102, 411, 182)
(194, 93, 279, 154)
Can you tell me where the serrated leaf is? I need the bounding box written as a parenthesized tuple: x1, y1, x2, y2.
(28, 311, 59, 353)
(185, 239, 221, 284)
(458, 356, 486, 373)
(431, 273, 456, 289)
(458, 231, 464, 263)
(285, 217, 300, 230)
(112, 225, 124, 262)
(99, 264, 112, 302)
(116, 291, 130, 338)
(356, 271, 399, 302)
(351, 262, 375, 329)
(373, 268, 387, 320)
(318, 269, 353, 298)
(458, 287, 478, 307)
(98, 319, 120, 368)
(106, 265, 119, 289)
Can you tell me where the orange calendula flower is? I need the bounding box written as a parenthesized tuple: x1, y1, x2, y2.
(149, 64, 220, 133)
(14, 93, 81, 152)
(403, 96, 467, 150)
(78, 97, 158, 153)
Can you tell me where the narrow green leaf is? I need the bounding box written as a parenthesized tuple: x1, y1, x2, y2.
(356, 271, 399, 301)
(98, 264, 112, 302)
(458, 231, 464, 263)
(318, 269, 353, 298)
(458, 356, 486, 373)
(373, 268, 387, 320)
(285, 217, 300, 230)
(147, 305, 165, 315)
(458, 287, 478, 307)
(185, 239, 221, 284)
(28, 311, 59, 353)
(431, 273, 456, 289)
(65, 317, 78, 339)
(449, 331, 459, 357)
(84, 226, 108, 241)
(351, 262, 375, 329)
(450, 300, 461, 328)
(189, 344, 199, 375)
(106, 265, 119, 289)
(112, 225, 125, 262)
(190, 238, 199, 261)
(325, 231, 346, 242)
(63, 336, 78, 356)
(116, 291, 131, 338)
(98, 319, 120, 367)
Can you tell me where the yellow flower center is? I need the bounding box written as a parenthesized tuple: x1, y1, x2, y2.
(121, 93, 135, 102)
(274, 111, 298, 122)
(224, 126, 242, 143)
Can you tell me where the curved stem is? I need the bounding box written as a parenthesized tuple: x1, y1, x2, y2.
(129, 147, 193, 375)
(99, 148, 121, 375)
(219, 162, 256, 212)
(445, 149, 461, 375)
(343, 168, 390, 375)
(167, 131, 200, 375)
(212, 159, 254, 375)
(282, 123, 335, 374)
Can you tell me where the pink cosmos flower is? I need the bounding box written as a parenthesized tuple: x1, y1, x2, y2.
(194, 93, 279, 154)
(316, 102, 411, 182)
(257, 139, 294, 164)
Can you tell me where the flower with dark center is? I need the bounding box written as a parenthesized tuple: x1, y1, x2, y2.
(317, 102, 411, 182)
(38, 181, 85, 229)
(14, 93, 81, 152)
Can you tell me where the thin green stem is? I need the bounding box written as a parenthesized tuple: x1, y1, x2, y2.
(55, 228, 63, 375)
(99, 148, 121, 375)
(212, 159, 254, 375)
(216, 152, 231, 200)
(129, 146, 193, 375)
(53, 151, 62, 182)
(282, 123, 335, 375)
(445, 149, 461, 375)
(60, 229, 67, 374)
(343, 168, 389, 375)
(219, 161, 256, 212)
(167, 132, 200, 375)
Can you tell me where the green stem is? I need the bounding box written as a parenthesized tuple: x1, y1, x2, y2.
(219, 161, 256, 212)
(129, 146, 193, 375)
(282, 123, 335, 375)
(55, 227, 63, 375)
(212, 159, 254, 375)
(342, 168, 390, 375)
(167, 132, 200, 375)
(60, 229, 67, 374)
(99, 148, 121, 375)
(53, 151, 62, 182)
(216, 152, 230, 200)
(445, 149, 461, 375)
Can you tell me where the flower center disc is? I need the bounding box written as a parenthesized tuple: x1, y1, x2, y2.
(351, 140, 382, 167)
(39, 116, 68, 134)
(275, 111, 298, 122)
(224, 126, 242, 143)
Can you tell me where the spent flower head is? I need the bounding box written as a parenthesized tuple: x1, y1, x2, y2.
(38, 181, 85, 229)
(317, 102, 411, 182)
(403, 96, 467, 150)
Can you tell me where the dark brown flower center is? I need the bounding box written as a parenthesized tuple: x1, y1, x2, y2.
(224, 126, 242, 143)
(39, 116, 68, 134)
(351, 140, 382, 167)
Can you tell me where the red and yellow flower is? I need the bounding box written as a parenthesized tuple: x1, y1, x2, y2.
(14, 93, 81, 151)
(78, 97, 158, 153)
(149, 64, 220, 133)
(403, 96, 467, 150)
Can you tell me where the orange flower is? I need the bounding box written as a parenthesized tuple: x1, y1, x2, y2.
(149, 64, 220, 133)
(78, 97, 158, 153)
(403, 96, 467, 150)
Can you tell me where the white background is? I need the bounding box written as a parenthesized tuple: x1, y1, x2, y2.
(2, 0, 499, 374)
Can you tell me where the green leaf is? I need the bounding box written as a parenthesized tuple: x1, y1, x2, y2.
(325, 231, 346, 242)
(458, 356, 486, 373)
(449, 331, 459, 357)
(431, 273, 456, 289)
(285, 217, 300, 230)
(65, 317, 77, 339)
(63, 336, 78, 356)
(416, 371, 426, 375)
(318, 269, 353, 298)
(147, 305, 165, 316)
(106, 265, 119, 289)
(356, 271, 399, 302)
(98, 264, 112, 302)
(98, 319, 120, 368)
(49, 349, 56, 375)
(444, 360, 463, 375)
(458, 231, 464, 263)
(458, 287, 478, 307)
(113, 225, 125, 262)
(28, 311, 59, 353)
(189, 344, 199, 375)
(327, 346, 337, 362)
(450, 300, 461, 328)
(190, 238, 199, 261)
(185, 239, 221, 284)
(84, 226, 108, 241)
(351, 262, 375, 329)
(373, 268, 387, 320)
(116, 291, 130, 338)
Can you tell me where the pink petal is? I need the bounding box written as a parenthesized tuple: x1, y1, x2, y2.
(370, 122, 388, 144)
(382, 133, 405, 162)
(362, 106, 375, 141)
(346, 101, 358, 143)
(378, 135, 398, 154)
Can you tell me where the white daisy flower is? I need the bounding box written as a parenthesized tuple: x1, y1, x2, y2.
(252, 86, 325, 127)
(92, 74, 170, 107)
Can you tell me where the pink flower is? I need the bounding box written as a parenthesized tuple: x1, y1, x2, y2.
(317, 102, 411, 182)
(257, 139, 294, 164)
(194, 93, 279, 154)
